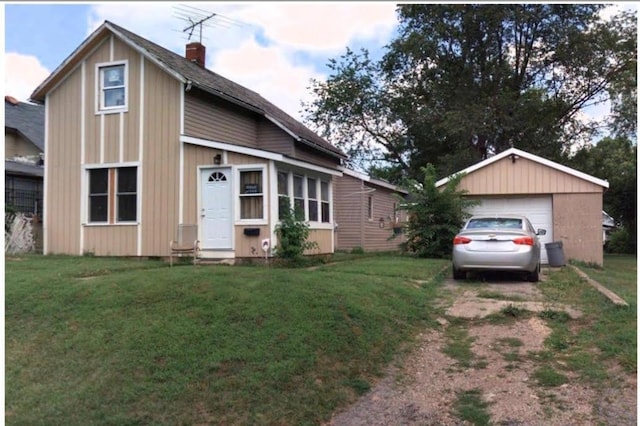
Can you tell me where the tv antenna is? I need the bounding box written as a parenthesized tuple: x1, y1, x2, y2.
(173, 4, 246, 44)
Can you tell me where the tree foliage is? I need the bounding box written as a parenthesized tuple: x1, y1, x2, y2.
(569, 136, 636, 253)
(305, 4, 636, 182)
(399, 164, 478, 258)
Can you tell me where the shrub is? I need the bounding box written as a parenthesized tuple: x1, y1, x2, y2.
(398, 164, 478, 258)
(605, 227, 636, 254)
(274, 199, 318, 262)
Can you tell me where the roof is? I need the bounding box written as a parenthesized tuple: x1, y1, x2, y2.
(5, 160, 44, 178)
(30, 20, 345, 160)
(338, 167, 409, 194)
(435, 147, 609, 189)
(5, 97, 45, 152)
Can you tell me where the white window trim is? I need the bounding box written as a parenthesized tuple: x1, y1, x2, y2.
(235, 164, 268, 225)
(276, 168, 334, 230)
(82, 162, 140, 225)
(95, 60, 129, 114)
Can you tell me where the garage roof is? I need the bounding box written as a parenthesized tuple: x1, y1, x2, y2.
(436, 148, 609, 189)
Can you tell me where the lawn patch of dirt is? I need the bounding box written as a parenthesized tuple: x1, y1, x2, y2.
(329, 277, 636, 425)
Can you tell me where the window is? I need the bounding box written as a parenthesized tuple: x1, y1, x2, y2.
(89, 169, 109, 222)
(307, 178, 318, 222)
(367, 196, 373, 220)
(277, 171, 289, 220)
(239, 170, 263, 220)
(293, 175, 305, 220)
(321, 181, 330, 223)
(277, 170, 331, 225)
(117, 167, 137, 222)
(98, 62, 127, 111)
(88, 166, 137, 224)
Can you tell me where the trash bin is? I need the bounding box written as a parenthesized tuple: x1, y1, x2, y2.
(545, 241, 565, 267)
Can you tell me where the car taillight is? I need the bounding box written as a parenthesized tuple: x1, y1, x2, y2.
(513, 237, 535, 246)
(453, 236, 472, 245)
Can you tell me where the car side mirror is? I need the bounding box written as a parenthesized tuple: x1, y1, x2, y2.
(537, 229, 546, 236)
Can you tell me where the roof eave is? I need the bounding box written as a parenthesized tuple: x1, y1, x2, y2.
(436, 148, 609, 189)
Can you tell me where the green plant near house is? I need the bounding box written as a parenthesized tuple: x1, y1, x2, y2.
(397, 164, 478, 258)
(274, 198, 318, 262)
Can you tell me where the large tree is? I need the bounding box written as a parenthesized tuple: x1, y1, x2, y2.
(304, 4, 636, 181)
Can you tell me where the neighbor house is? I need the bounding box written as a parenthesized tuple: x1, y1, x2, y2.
(334, 167, 408, 252)
(436, 147, 609, 265)
(5, 95, 45, 217)
(30, 21, 354, 259)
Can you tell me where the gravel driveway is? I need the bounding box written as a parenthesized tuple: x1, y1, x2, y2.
(329, 273, 637, 425)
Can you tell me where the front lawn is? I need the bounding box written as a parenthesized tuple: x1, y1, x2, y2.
(6, 255, 448, 425)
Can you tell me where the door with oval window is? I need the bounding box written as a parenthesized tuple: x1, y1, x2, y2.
(200, 168, 233, 250)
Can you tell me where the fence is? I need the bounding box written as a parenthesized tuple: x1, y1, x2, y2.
(6, 188, 43, 217)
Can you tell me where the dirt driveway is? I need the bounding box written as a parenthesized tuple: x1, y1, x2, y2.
(329, 271, 637, 425)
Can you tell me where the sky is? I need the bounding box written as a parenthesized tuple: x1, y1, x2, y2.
(3, 2, 399, 122)
(2, 2, 635, 127)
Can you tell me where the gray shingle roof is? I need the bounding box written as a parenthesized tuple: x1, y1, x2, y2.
(106, 21, 345, 159)
(5, 160, 44, 178)
(5, 99, 45, 152)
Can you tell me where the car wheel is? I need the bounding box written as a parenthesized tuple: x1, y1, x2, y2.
(527, 264, 540, 283)
(453, 266, 466, 280)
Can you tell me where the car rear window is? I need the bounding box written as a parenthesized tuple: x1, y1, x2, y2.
(467, 218, 523, 229)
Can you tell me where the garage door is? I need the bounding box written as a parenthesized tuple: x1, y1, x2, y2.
(468, 196, 553, 264)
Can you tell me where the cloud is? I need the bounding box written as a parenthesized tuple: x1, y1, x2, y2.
(5, 53, 51, 102)
(232, 3, 398, 51)
(210, 39, 323, 120)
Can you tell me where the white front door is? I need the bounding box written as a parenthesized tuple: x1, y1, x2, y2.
(200, 167, 233, 250)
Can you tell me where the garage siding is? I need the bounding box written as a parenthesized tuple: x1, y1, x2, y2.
(457, 156, 603, 195)
(553, 193, 603, 265)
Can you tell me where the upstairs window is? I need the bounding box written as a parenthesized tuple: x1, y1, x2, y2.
(98, 62, 127, 112)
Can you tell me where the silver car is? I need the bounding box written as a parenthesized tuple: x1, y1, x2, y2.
(452, 215, 546, 282)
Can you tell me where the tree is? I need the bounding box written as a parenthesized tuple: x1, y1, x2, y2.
(399, 164, 478, 258)
(570, 136, 636, 253)
(305, 4, 636, 182)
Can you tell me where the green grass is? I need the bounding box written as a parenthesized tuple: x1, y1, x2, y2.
(452, 388, 491, 425)
(532, 366, 568, 387)
(537, 255, 637, 383)
(442, 322, 487, 369)
(6, 254, 446, 425)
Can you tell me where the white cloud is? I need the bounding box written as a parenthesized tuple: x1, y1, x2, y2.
(5, 53, 50, 102)
(232, 3, 398, 51)
(211, 39, 323, 120)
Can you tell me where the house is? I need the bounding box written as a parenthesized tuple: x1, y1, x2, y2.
(334, 167, 408, 252)
(5, 96, 45, 217)
(436, 147, 609, 265)
(30, 20, 352, 259)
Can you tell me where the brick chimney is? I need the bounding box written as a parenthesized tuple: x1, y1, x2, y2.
(186, 42, 206, 68)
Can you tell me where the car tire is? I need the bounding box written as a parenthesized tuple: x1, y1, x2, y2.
(453, 266, 466, 280)
(527, 264, 540, 283)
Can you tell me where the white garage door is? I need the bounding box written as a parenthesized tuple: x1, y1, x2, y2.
(468, 196, 553, 264)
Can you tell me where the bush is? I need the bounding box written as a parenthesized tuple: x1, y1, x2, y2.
(274, 199, 318, 262)
(605, 227, 636, 254)
(399, 164, 478, 258)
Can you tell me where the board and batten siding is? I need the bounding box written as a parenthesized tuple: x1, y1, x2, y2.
(139, 60, 182, 256)
(457, 156, 604, 195)
(45, 66, 83, 254)
(46, 33, 182, 256)
(184, 90, 258, 147)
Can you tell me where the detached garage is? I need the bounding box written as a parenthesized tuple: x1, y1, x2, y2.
(436, 148, 609, 266)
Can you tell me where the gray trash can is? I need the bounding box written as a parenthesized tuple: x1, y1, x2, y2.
(545, 241, 565, 267)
